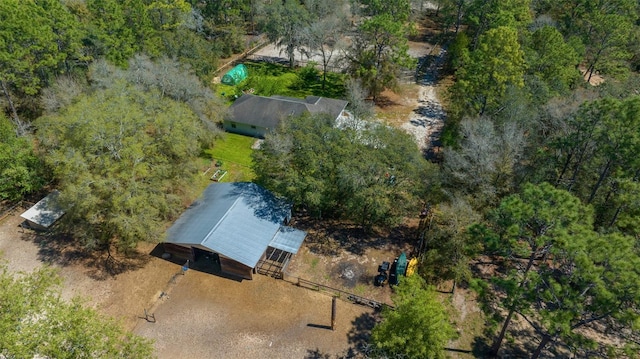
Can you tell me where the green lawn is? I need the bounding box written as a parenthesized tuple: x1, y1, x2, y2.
(202, 133, 256, 182)
(214, 61, 346, 103)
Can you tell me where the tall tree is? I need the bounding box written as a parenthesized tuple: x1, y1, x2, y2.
(300, 1, 348, 90)
(543, 0, 639, 80)
(188, 0, 246, 57)
(475, 183, 595, 355)
(87, 0, 138, 66)
(420, 198, 481, 292)
(344, 77, 375, 121)
(90, 55, 226, 133)
(524, 231, 640, 358)
(252, 113, 431, 229)
(36, 81, 212, 251)
(452, 26, 526, 116)
(524, 25, 581, 97)
(370, 274, 455, 358)
(347, 13, 415, 101)
(541, 96, 640, 235)
(438, 0, 472, 34)
(358, 0, 411, 22)
(0, 265, 153, 358)
(0, 0, 85, 134)
(0, 114, 44, 201)
(260, 0, 310, 68)
(87, 0, 192, 66)
(465, 0, 532, 47)
(582, 10, 637, 80)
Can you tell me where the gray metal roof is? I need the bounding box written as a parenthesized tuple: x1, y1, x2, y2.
(228, 94, 348, 129)
(165, 182, 306, 268)
(20, 190, 65, 228)
(269, 226, 307, 254)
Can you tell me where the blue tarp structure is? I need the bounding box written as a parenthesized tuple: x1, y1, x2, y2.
(221, 64, 248, 85)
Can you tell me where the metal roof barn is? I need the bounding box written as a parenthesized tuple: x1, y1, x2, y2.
(164, 182, 306, 279)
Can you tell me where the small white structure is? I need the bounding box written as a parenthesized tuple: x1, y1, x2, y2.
(20, 191, 65, 230)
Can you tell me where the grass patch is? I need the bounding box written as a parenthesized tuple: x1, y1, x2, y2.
(214, 61, 347, 103)
(374, 83, 421, 127)
(353, 284, 367, 295)
(202, 133, 256, 182)
(438, 287, 488, 358)
(215, 83, 237, 102)
(310, 257, 319, 270)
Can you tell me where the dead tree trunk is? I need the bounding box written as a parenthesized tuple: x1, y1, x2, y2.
(1, 80, 28, 136)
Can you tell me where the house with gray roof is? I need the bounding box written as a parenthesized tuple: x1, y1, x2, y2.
(163, 182, 306, 280)
(224, 94, 348, 138)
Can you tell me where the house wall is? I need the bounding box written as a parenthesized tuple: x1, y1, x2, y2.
(219, 255, 253, 280)
(223, 120, 267, 138)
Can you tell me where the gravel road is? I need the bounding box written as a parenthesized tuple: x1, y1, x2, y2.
(401, 48, 447, 151)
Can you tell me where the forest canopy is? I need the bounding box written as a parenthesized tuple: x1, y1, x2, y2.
(0, 0, 639, 356)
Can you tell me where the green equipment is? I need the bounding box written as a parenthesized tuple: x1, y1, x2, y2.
(396, 252, 407, 277)
(221, 64, 248, 85)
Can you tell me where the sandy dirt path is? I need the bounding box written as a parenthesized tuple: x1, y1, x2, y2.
(401, 49, 447, 152)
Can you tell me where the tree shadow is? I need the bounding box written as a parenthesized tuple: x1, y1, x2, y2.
(346, 312, 378, 355)
(373, 95, 399, 108)
(304, 349, 332, 359)
(494, 327, 540, 358)
(293, 215, 415, 257)
(304, 348, 358, 359)
(19, 228, 150, 281)
(468, 311, 520, 359)
(470, 335, 493, 358)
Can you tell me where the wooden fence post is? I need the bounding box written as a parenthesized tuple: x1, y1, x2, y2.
(331, 296, 337, 331)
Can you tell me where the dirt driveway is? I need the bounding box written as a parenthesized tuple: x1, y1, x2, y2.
(135, 270, 373, 358)
(0, 208, 374, 358)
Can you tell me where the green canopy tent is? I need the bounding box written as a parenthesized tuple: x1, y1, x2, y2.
(221, 64, 248, 85)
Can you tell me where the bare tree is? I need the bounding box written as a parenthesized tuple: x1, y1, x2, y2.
(344, 77, 374, 121)
(300, 14, 347, 90)
(443, 117, 525, 209)
(89, 55, 225, 135)
(40, 75, 85, 114)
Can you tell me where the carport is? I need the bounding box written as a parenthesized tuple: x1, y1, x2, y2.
(257, 226, 306, 278)
(19, 191, 65, 230)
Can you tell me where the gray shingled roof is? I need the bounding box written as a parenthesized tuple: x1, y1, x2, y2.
(228, 94, 348, 129)
(164, 182, 306, 268)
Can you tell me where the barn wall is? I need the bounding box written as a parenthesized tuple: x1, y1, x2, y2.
(163, 243, 194, 261)
(219, 255, 253, 280)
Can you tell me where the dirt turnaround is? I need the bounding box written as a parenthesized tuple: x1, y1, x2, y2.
(0, 209, 375, 358)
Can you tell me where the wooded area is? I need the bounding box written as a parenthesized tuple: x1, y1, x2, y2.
(1, 0, 640, 357)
